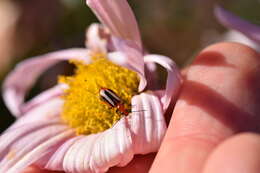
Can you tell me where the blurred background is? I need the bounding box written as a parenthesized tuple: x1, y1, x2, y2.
(0, 0, 259, 132)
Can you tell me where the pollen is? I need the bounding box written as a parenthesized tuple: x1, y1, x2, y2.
(59, 53, 139, 135)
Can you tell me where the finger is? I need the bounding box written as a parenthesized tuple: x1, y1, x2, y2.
(150, 42, 260, 173)
(203, 132, 260, 173)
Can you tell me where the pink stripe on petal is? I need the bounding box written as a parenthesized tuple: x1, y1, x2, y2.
(86, 0, 142, 49)
(128, 93, 145, 152)
(214, 5, 260, 44)
(3, 48, 89, 117)
(150, 92, 168, 146)
(144, 54, 181, 112)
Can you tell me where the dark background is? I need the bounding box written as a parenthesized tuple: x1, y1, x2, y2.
(0, 0, 259, 133)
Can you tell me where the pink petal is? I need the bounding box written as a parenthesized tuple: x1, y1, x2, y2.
(41, 92, 165, 172)
(0, 97, 65, 162)
(0, 121, 74, 173)
(10, 130, 74, 173)
(85, 23, 110, 53)
(86, 0, 142, 49)
(0, 121, 59, 162)
(8, 97, 64, 131)
(21, 84, 67, 115)
(144, 54, 181, 112)
(3, 48, 90, 117)
(214, 5, 260, 44)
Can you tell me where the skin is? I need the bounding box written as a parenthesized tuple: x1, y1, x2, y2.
(22, 42, 260, 173)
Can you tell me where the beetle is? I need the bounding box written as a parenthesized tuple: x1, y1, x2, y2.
(99, 88, 130, 116)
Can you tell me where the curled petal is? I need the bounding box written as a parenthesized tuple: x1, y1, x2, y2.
(86, 0, 142, 49)
(144, 54, 181, 111)
(215, 5, 260, 44)
(85, 23, 110, 53)
(39, 92, 164, 172)
(3, 48, 89, 117)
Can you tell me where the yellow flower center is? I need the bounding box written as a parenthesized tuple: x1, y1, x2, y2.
(59, 53, 139, 135)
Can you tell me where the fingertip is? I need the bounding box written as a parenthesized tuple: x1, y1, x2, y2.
(203, 132, 260, 173)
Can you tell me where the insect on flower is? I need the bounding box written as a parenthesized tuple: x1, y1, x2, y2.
(0, 0, 182, 172)
(99, 88, 130, 116)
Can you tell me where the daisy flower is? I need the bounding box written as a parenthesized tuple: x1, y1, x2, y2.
(214, 5, 260, 51)
(0, 0, 181, 172)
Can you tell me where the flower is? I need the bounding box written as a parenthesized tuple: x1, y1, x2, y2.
(214, 5, 260, 51)
(0, 0, 181, 172)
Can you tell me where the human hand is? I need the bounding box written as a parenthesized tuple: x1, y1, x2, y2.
(23, 42, 260, 173)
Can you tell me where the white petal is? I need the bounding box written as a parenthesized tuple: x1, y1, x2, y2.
(86, 23, 110, 53)
(144, 54, 182, 111)
(3, 48, 89, 117)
